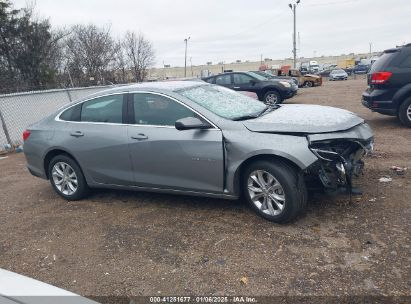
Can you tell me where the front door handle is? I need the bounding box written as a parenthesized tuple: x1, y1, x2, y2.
(131, 133, 148, 141)
(233, 86, 240, 89)
(70, 131, 84, 137)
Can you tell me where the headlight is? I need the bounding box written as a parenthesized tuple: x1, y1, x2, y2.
(279, 81, 291, 88)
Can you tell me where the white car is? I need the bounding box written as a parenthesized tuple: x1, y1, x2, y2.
(0, 268, 98, 304)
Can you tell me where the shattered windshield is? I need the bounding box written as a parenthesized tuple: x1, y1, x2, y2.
(177, 84, 266, 120)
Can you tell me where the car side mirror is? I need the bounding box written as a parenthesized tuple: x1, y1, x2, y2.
(249, 79, 257, 85)
(175, 117, 211, 131)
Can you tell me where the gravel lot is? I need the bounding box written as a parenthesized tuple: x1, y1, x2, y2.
(0, 78, 410, 300)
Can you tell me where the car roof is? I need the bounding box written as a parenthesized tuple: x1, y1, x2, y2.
(81, 81, 204, 101)
(115, 81, 202, 92)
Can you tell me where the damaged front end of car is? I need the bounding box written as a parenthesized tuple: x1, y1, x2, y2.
(305, 123, 374, 195)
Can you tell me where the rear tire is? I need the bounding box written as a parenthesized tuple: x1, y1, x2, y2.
(398, 97, 411, 127)
(48, 155, 89, 201)
(242, 160, 307, 223)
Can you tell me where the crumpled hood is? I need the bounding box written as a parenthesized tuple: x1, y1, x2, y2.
(243, 104, 364, 134)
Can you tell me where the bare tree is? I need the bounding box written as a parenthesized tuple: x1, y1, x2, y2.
(123, 31, 155, 82)
(65, 24, 117, 86)
(113, 41, 128, 84)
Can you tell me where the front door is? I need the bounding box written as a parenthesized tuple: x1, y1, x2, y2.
(127, 92, 224, 193)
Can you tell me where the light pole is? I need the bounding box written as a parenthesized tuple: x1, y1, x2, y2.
(289, 0, 300, 69)
(184, 36, 190, 77)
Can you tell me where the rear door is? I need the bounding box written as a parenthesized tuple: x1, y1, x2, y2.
(57, 93, 133, 186)
(127, 92, 224, 193)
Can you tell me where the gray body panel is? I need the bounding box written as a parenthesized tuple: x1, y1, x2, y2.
(23, 81, 373, 199)
(127, 125, 224, 192)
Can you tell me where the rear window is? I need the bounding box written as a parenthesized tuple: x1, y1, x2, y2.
(370, 52, 397, 73)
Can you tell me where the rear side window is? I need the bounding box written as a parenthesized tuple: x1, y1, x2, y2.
(204, 77, 214, 84)
(59, 104, 81, 121)
(81, 95, 123, 123)
(399, 53, 411, 68)
(370, 52, 396, 73)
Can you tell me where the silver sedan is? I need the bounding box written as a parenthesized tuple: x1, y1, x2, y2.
(23, 82, 373, 223)
(329, 69, 349, 81)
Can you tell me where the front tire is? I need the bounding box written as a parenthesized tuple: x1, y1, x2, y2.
(48, 155, 89, 200)
(243, 160, 307, 223)
(263, 91, 282, 105)
(398, 97, 411, 127)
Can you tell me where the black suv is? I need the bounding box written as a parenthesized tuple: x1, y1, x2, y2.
(203, 71, 298, 105)
(362, 43, 411, 127)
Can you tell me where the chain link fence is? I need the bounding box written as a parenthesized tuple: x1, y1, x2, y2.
(0, 85, 116, 151)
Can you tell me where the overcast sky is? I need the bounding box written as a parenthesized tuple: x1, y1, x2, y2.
(12, 0, 411, 67)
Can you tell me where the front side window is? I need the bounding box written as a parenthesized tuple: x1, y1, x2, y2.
(80, 95, 123, 123)
(215, 74, 232, 85)
(233, 73, 254, 85)
(133, 93, 197, 126)
(178, 84, 266, 120)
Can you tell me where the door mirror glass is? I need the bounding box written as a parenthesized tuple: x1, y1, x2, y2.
(175, 117, 211, 131)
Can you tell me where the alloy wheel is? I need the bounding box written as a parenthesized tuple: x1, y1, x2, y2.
(265, 94, 278, 105)
(407, 104, 411, 121)
(247, 170, 286, 216)
(52, 162, 78, 196)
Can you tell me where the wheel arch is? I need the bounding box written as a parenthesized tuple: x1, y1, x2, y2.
(43, 148, 82, 180)
(393, 84, 411, 109)
(231, 153, 303, 197)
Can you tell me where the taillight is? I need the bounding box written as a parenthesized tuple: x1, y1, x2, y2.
(23, 130, 31, 141)
(371, 72, 392, 84)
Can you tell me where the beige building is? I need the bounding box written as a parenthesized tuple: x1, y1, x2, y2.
(147, 52, 379, 80)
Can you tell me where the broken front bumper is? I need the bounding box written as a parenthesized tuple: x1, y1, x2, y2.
(306, 123, 374, 192)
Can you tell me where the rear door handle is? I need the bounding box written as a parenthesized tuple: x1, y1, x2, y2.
(131, 133, 148, 141)
(70, 131, 84, 137)
(233, 86, 240, 89)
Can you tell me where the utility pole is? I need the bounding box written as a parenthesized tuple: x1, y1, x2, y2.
(369, 42, 372, 55)
(184, 36, 190, 77)
(289, 0, 300, 69)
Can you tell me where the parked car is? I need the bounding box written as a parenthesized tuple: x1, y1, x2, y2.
(362, 43, 411, 127)
(0, 268, 97, 304)
(317, 68, 335, 77)
(203, 71, 298, 105)
(24, 81, 374, 223)
(291, 69, 322, 87)
(352, 64, 370, 74)
(252, 70, 299, 86)
(329, 69, 348, 81)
